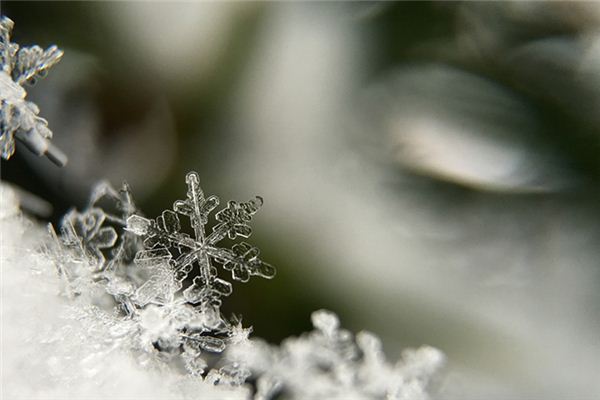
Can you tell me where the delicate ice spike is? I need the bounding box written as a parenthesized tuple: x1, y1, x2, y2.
(185, 334, 227, 353)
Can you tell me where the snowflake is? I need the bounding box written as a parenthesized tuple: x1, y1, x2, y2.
(61, 180, 140, 272)
(126, 171, 275, 325)
(227, 310, 445, 400)
(124, 172, 275, 374)
(54, 172, 275, 377)
(0, 16, 66, 166)
(54, 180, 142, 310)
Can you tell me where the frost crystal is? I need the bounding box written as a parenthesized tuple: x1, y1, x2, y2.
(126, 171, 275, 321)
(61, 181, 140, 272)
(124, 171, 275, 372)
(0, 16, 66, 166)
(55, 172, 276, 376)
(228, 310, 445, 400)
(44, 173, 444, 398)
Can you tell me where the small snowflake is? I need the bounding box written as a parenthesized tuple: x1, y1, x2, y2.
(0, 16, 66, 165)
(61, 181, 141, 271)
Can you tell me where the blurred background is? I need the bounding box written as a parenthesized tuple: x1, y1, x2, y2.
(2, 2, 600, 398)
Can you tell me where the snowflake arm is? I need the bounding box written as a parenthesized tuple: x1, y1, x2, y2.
(173, 171, 219, 241)
(13, 44, 63, 85)
(183, 273, 233, 306)
(0, 16, 66, 165)
(213, 243, 276, 283)
(208, 196, 264, 243)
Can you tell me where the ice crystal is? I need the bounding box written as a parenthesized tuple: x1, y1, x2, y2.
(124, 171, 275, 374)
(228, 310, 445, 400)
(0, 16, 66, 166)
(43, 173, 444, 398)
(2, 185, 252, 399)
(54, 172, 275, 377)
(61, 181, 140, 272)
(126, 171, 275, 323)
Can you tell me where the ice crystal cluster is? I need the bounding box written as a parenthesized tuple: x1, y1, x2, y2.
(0, 16, 66, 166)
(230, 310, 444, 400)
(1, 15, 443, 400)
(54, 171, 275, 378)
(37, 173, 445, 399)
